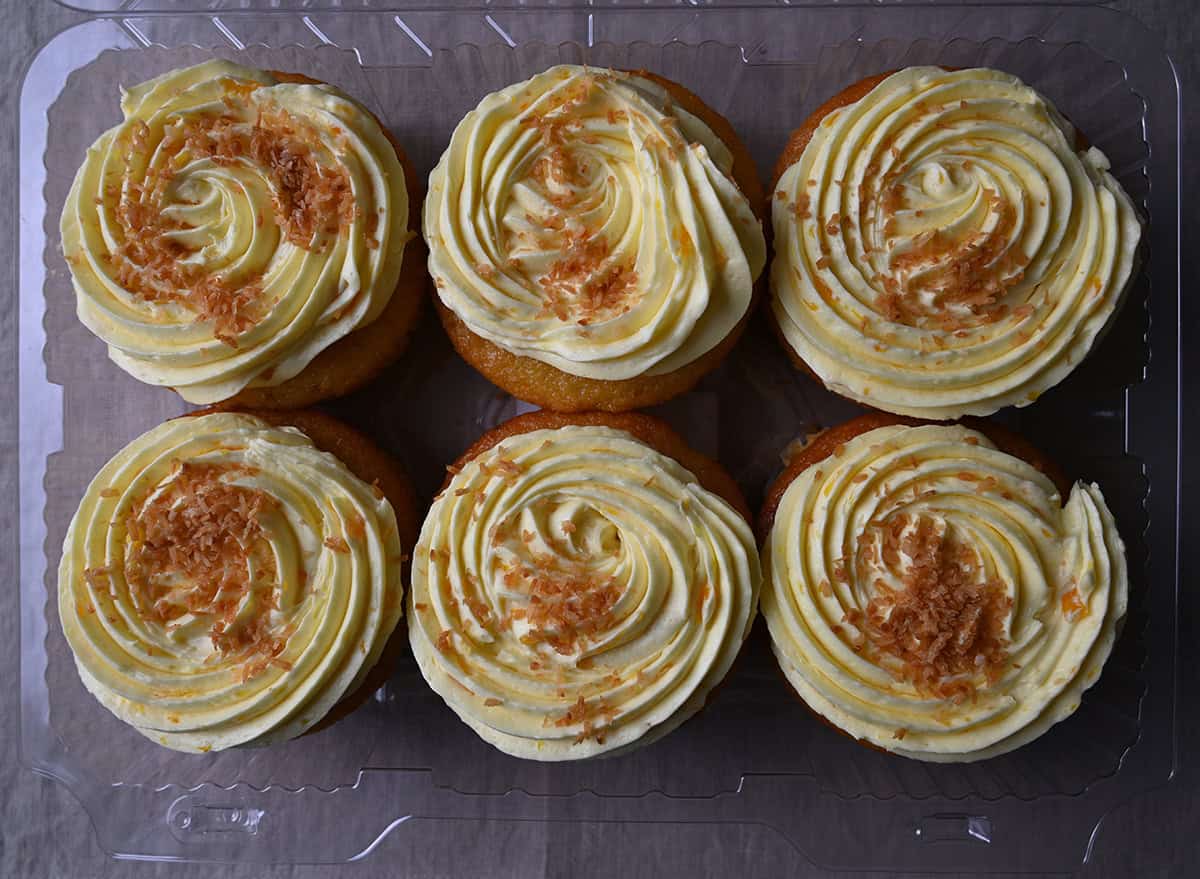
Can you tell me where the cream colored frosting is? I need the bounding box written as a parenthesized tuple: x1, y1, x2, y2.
(771, 67, 1142, 419)
(425, 65, 766, 380)
(61, 60, 411, 404)
(409, 425, 759, 759)
(58, 412, 405, 752)
(761, 423, 1127, 761)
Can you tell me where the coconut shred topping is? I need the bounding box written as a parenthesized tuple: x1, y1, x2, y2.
(771, 67, 1142, 419)
(61, 60, 411, 404)
(408, 426, 760, 759)
(424, 65, 766, 380)
(58, 413, 405, 752)
(761, 423, 1127, 760)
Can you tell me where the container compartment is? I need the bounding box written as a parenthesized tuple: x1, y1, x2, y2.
(19, 4, 1180, 872)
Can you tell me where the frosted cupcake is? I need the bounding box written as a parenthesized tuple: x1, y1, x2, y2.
(759, 413, 1129, 760)
(770, 67, 1142, 419)
(61, 60, 424, 407)
(58, 410, 417, 751)
(426, 66, 766, 412)
(408, 411, 760, 759)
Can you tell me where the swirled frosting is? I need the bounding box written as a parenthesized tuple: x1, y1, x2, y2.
(58, 412, 405, 752)
(771, 67, 1142, 419)
(409, 425, 759, 759)
(424, 65, 766, 380)
(61, 60, 411, 404)
(762, 423, 1127, 761)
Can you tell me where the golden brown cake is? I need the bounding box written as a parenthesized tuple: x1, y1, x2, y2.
(60, 60, 425, 408)
(425, 65, 767, 412)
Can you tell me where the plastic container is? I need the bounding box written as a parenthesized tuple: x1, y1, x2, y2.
(18, 2, 1181, 872)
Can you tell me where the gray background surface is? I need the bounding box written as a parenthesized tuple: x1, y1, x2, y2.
(2, 1, 1196, 876)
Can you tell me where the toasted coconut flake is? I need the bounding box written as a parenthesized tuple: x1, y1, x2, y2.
(554, 694, 619, 744)
(83, 566, 111, 592)
(1061, 586, 1088, 621)
(975, 476, 999, 494)
(324, 536, 351, 554)
(857, 513, 1011, 699)
(492, 457, 524, 477)
(466, 596, 494, 628)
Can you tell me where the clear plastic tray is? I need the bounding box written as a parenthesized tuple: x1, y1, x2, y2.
(18, 2, 1181, 872)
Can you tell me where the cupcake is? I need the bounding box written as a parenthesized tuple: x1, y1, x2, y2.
(57, 410, 418, 752)
(759, 413, 1128, 761)
(769, 67, 1143, 419)
(425, 65, 767, 412)
(408, 411, 760, 759)
(60, 60, 424, 408)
